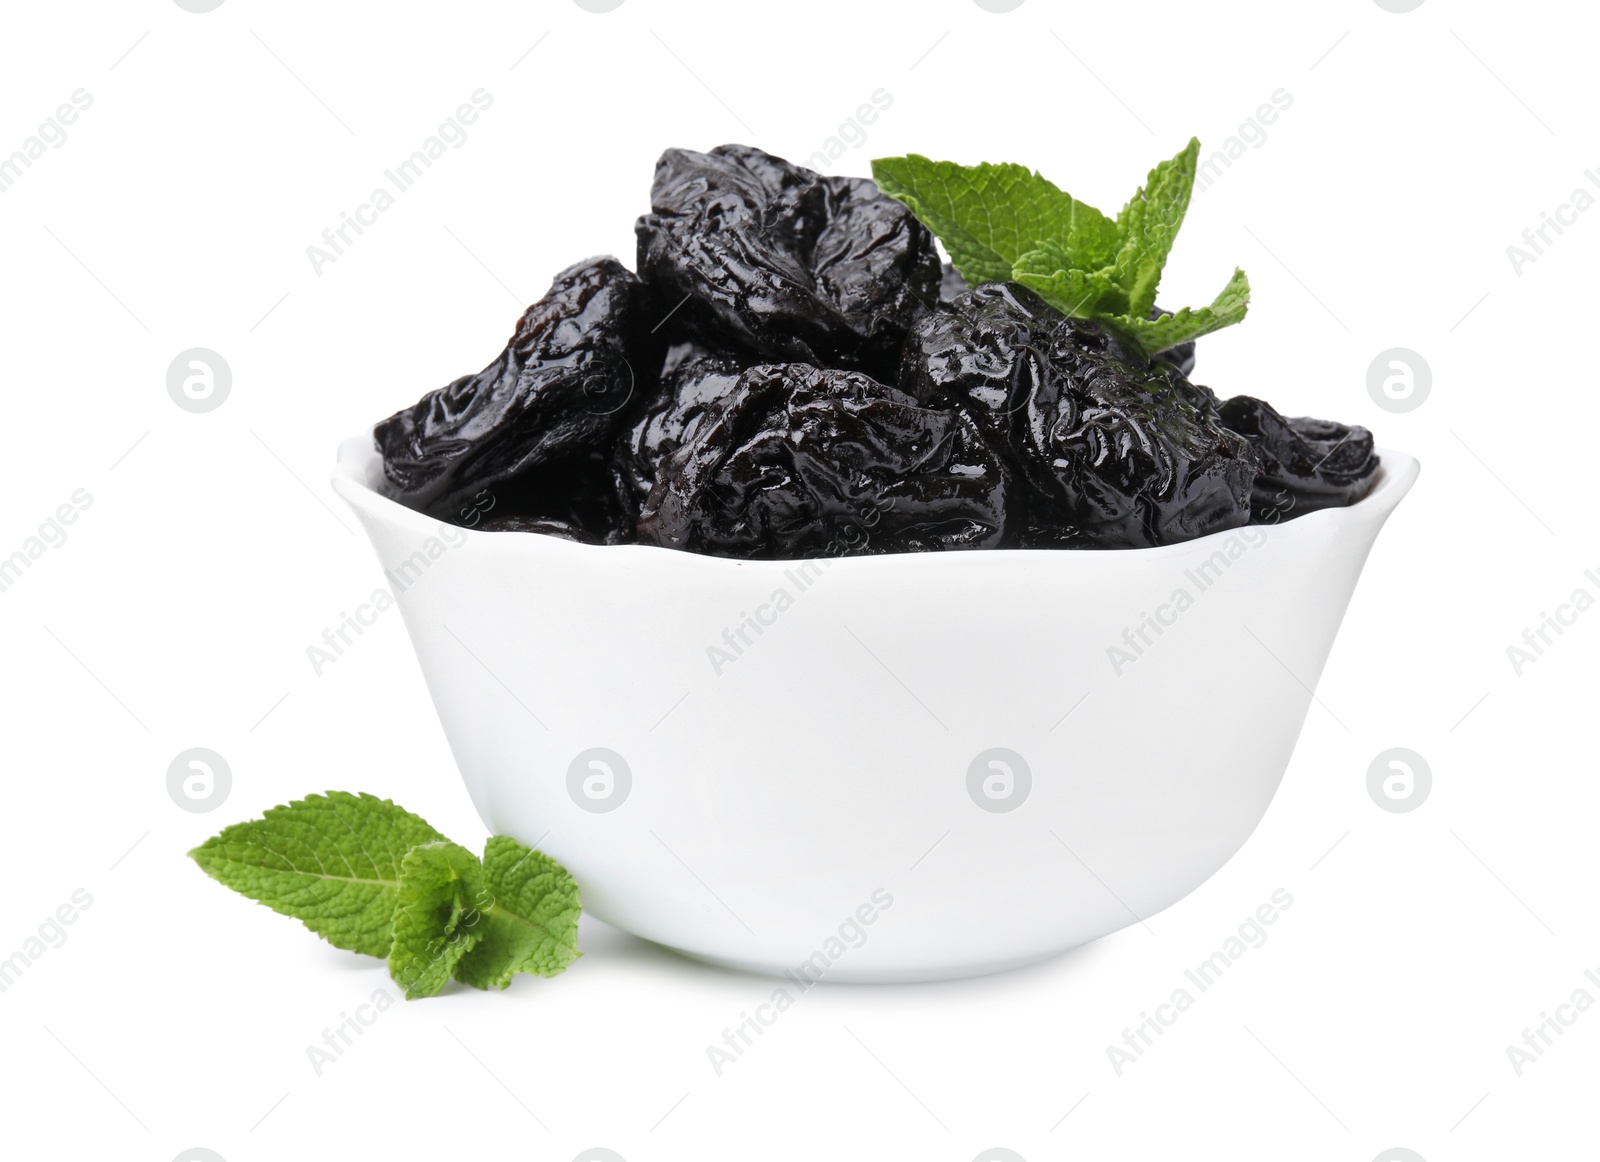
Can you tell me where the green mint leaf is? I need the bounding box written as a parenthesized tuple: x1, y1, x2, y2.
(452, 836, 581, 990)
(876, 141, 1250, 354)
(1110, 138, 1201, 319)
(1013, 254, 1131, 318)
(188, 791, 447, 957)
(871, 155, 1119, 285)
(1105, 268, 1252, 357)
(388, 841, 488, 1000)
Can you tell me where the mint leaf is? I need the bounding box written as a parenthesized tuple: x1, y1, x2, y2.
(452, 836, 581, 990)
(1105, 268, 1252, 355)
(1013, 256, 1130, 318)
(874, 141, 1250, 358)
(1111, 138, 1200, 319)
(192, 793, 584, 999)
(871, 155, 1119, 284)
(388, 841, 488, 1000)
(188, 791, 446, 957)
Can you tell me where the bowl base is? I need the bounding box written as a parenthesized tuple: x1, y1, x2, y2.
(671, 944, 1076, 985)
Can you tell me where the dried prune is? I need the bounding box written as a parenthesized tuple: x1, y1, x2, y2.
(937, 263, 1196, 377)
(901, 282, 1257, 549)
(369, 144, 1384, 558)
(375, 257, 655, 522)
(476, 514, 600, 542)
(637, 363, 1012, 558)
(617, 342, 750, 507)
(635, 145, 941, 375)
(471, 448, 636, 544)
(1216, 395, 1379, 522)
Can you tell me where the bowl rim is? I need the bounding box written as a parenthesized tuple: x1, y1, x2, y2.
(331, 426, 1420, 571)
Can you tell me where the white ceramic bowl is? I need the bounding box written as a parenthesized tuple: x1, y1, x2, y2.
(333, 434, 1418, 983)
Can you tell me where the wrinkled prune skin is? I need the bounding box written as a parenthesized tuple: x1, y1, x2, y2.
(375, 257, 656, 521)
(476, 515, 600, 543)
(936, 263, 1198, 378)
(637, 363, 1012, 558)
(636, 145, 941, 377)
(370, 147, 1383, 556)
(617, 342, 751, 507)
(902, 282, 1257, 549)
(474, 448, 636, 544)
(1217, 395, 1380, 522)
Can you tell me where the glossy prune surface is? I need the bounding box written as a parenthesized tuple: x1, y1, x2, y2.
(475, 514, 601, 543)
(617, 342, 750, 507)
(375, 257, 655, 522)
(902, 282, 1257, 548)
(473, 448, 636, 545)
(373, 145, 1382, 556)
(637, 362, 1012, 558)
(938, 263, 1196, 377)
(636, 145, 941, 376)
(1217, 395, 1380, 522)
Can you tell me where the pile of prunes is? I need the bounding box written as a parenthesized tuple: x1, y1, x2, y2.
(374, 145, 1379, 556)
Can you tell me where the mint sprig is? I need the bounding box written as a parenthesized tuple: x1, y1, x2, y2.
(1105, 267, 1251, 356)
(189, 792, 580, 999)
(453, 837, 582, 990)
(389, 840, 489, 999)
(870, 156, 1121, 284)
(1110, 138, 1198, 319)
(187, 791, 446, 957)
(872, 138, 1249, 358)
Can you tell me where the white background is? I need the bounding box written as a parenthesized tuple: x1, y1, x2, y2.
(1, 1, 1596, 1159)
